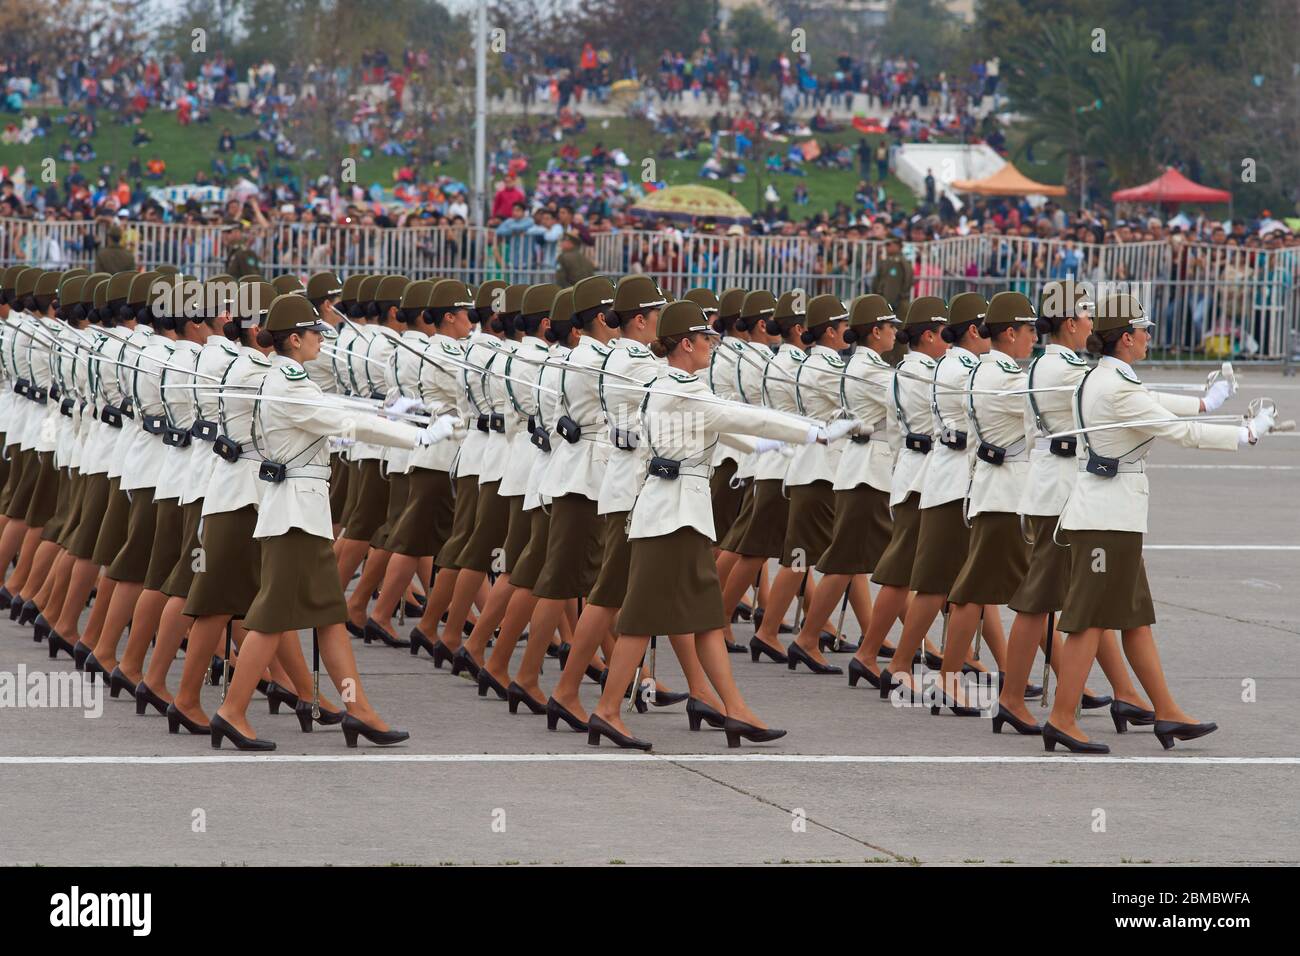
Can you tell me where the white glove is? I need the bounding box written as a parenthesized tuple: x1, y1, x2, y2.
(328, 436, 355, 452)
(386, 395, 425, 416)
(1250, 406, 1275, 437)
(816, 418, 862, 443)
(1202, 379, 1231, 413)
(754, 437, 785, 454)
(416, 413, 459, 446)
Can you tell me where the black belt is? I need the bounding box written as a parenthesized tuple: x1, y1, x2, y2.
(904, 432, 932, 454)
(13, 378, 29, 397)
(490, 412, 505, 433)
(100, 405, 124, 428)
(59, 397, 75, 418)
(143, 414, 166, 435)
(163, 425, 192, 448)
(1048, 436, 1077, 458)
(476, 413, 490, 433)
(191, 419, 218, 442)
(939, 429, 967, 450)
(214, 435, 243, 462)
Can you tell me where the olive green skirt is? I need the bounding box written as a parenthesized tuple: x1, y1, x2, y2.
(0, 443, 10, 503)
(717, 481, 755, 553)
(57, 471, 89, 549)
(1058, 530, 1155, 634)
(338, 459, 363, 529)
(341, 459, 387, 542)
(435, 476, 480, 569)
(817, 485, 892, 575)
(0, 443, 23, 513)
(509, 507, 551, 591)
(949, 512, 1030, 606)
(243, 528, 348, 633)
(22, 451, 59, 527)
(184, 505, 262, 618)
(66, 473, 112, 559)
(1009, 516, 1071, 615)
(781, 480, 835, 569)
(533, 493, 603, 600)
(3, 448, 36, 519)
(587, 512, 631, 609)
(732, 479, 788, 558)
(107, 488, 157, 584)
(329, 453, 350, 524)
(369, 472, 409, 550)
(143, 498, 185, 592)
(618, 527, 726, 637)
(709, 459, 745, 543)
(42, 468, 76, 543)
(162, 499, 205, 598)
(909, 499, 970, 596)
(91, 478, 131, 566)
(457, 480, 511, 573)
(871, 493, 922, 588)
(501, 495, 529, 573)
(386, 467, 454, 558)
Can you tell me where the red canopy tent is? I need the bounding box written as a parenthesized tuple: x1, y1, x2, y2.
(1110, 167, 1232, 204)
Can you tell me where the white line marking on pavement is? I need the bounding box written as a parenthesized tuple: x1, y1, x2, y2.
(1, 753, 1297, 766)
(1146, 545, 1300, 551)
(1148, 464, 1300, 470)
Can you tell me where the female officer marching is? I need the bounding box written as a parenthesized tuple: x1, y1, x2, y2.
(1046, 293, 1273, 753)
(211, 294, 457, 751)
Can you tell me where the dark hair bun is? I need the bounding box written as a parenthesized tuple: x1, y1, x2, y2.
(1085, 333, 1104, 354)
(1035, 317, 1054, 334)
(255, 328, 275, 349)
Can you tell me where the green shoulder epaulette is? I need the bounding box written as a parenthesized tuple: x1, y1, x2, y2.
(865, 351, 889, 367)
(668, 371, 698, 384)
(249, 353, 272, 367)
(824, 354, 846, 368)
(281, 365, 308, 381)
(996, 359, 1024, 375)
(790, 350, 807, 363)
(441, 342, 462, 356)
(1115, 366, 1141, 386)
(1061, 351, 1087, 367)
(625, 344, 652, 359)
(958, 353, 978, 369)
(918, 355, 937, 368)
(220, 343, 239, 357)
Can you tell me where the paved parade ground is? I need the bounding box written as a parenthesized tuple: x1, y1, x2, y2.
(1, 368, 1297, 868)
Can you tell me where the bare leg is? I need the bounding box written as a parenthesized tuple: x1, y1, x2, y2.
(591, 635, 651, 737)
(335, 538, 369, 588)
(791, 571, 850, 663)
(173, 614, 230, 725)
(853, 584, 908, 675)
(464, 575, 515, 663)
(890, 592, 946, 692)
(78, 573, 116, 649)
(1120, 626, 1198, 723)
(550, 604, 617, 719)
(6, 526, 44, 593)
(936, 601, 982, 704)
(753, 566, 804, 651)
(513, 598, 564, 697)
(441, 569, 487, 647)
(28, 542, 60, 606)
(1047, 628, 1102, 740)
(0, 520, 30, 588)
(416, 567, 461, 648)
(721, 555, 764, 623)
(665, 634, 725, 711)
(315, 622, 393, 728)
(482, 587, 538, 684)
(998, 610, 1046, 722)
(140, 596, 192, 698)
(90, 580, 144, 670)
(1095, 630, 1153, 710)
(117, 589, 168, 683)
(696, 628, 766, 725)
(370, 550, 417, 631)
(346, 548, 392, 630)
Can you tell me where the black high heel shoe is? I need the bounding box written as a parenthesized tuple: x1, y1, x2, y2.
(134, 681, 169, 716)
(651, 689, 689, 708)
(166, 703, 210, 736)
(507, 681, 546, 715)
(47, 631, 75, 660)
(819, 631, 859, 654)
(1043, 722, 1109, 754)
(723, 717, 786, 749)
(555, 641, 571, 670)
(847, 657, 881, 689)
(363, 617, 410, 648)
(686, 697, 726, 731)
(731, 601, 753, 622)
(586, 714, 652, 751)
(33, 613, 50, 643)
(295, 699, 346, 732)
(1153, 720, 1217, 750)
(17, 598, 38, 625)
(724, 638, 747, 654)
(929, 691, 983, 717)
(0, 585, 12, 610)
(108, 667, 137, 700)
(264, 681, 301, 715)
(597, 668, 649, 714)
(585, 663, 606, 683)
(210, 714, 275, 751)
(8, 595, 25, 620)
(751, 606, 794, 634)
(546, 697, 588, 732)
(208, 656, 224, 687)
(748, 635, 788, 664)
(924, 650, 944, 670)
(786, 641, 843, 675)
(991, 705, 1042, 736)
(345, 621, 365, 640)
(877, 644, 896, 660)
(1024, 683, 1044, 699)
(72, 642, 92, 670)
(1082, 692, 1113, 710)
(410, 627, 450, 665)
(477, 668, 508, 700)
(403, 598, 427, 618)
(341, 713, 409, 748)
(1110, 699, 1156, 734)
(83, 652, 109, 684)
(449, 645, 479, 677)
(878, 667, 895, 700)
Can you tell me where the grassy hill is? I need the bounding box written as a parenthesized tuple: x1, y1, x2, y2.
(3, 107, 918, 216)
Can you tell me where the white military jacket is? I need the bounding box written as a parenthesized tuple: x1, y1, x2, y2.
(524, 342, 569, 511)
(629, 371, 814, 542)
(120, 331, 175, 493)
(410, 331, 466, 473)
(251, 355, 421, 540)
(345, 322, 390, 462)
(202, 345, 274, 517)
(706, 337, 746, 467)
(833, 345, 895, 494)
(920, 345, 978, 509)
(886, 350, 938, 507)
(731, 339, 773, 481)
(753, 342, 805, 482)
(966, 348, 1033, 518)
(498, 335, 547, 500)
(539, 333, 612, 501)
(786, 343, 846, 487)
(1059, 356, 1239, 534)
(187, 334, 242, 505)
(596, 337, 661, 516)
(1018, 344, 1089, 517)
(102, 324, 154, 482)
(158, 337, 204, 504)
(475, 335, 516, 486)
(384, 327, 430, 476)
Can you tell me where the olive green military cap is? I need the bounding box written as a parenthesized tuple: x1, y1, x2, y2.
(658, 300, 719, 339)
(271, 274, 304, 295)
(740, 289, 776, 321)
(62, 267, 89, 281)
(947, 292, 987, 326)
(475, 279, 507, 311)
(78, 273, 111, 305)
(805, 293, 849, 329)
(612, 274, 665, 314)
(374, 274, 409, 305)
(718, 287, 747, 320)
(265, 293, 330, 333)
(550, 287, 575, 326)
(205, 278, 241, 315)
(772, 290, 807, 329)
(240, 281, 276, 324)
(60, 275, 88, 306)
(903, 295, 947, 327)
(502, 283, 527, 315)
(357, 275, 384, 304)
(92, 276, 112, 310)
(401, 279, 436, 310)
(105, 271, 136, 303)
(1094, 293, 1152, 334)
(430, 278, 472, 310)
(340, 273, 369, 303)
(306, 272, 342, 302)
(576, 275, 617, 315)
(1, 266, 25, 291)
(983, 291, 1037, 327)
(14, 268, 42, 299)
(155, 264, 180, 276)
(129, 271, 162, 306)
(1039, 280, 1093, 319)
(683, 288, 721, 315)
(848, 293, 900, 327)
(521, 283, 560, 317)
